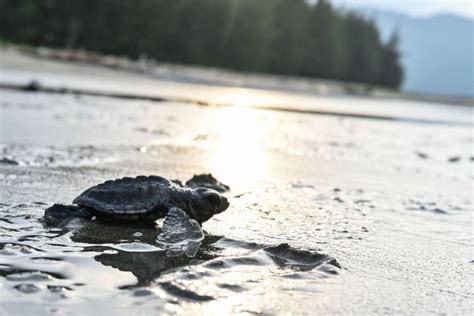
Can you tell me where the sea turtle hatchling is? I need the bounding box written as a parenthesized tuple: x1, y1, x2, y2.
(43, 175, 230, 248)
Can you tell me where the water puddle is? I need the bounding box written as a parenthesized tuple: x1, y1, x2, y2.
(0, 202, 339, 313)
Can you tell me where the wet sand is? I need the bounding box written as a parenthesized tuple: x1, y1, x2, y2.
(0, 49, 473, 315)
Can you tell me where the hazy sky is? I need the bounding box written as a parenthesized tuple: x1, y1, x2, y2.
(331, 0, 474, 18)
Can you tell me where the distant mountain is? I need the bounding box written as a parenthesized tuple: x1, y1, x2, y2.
(367, 10, 473, 97)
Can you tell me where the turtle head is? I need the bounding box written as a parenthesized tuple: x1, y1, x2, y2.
(189, 188, 229, 223)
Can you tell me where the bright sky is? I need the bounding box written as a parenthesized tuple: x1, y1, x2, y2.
(331, 0, 474, 18)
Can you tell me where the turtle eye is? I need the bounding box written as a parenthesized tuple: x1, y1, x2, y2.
(195, 187, 208, 194)
(203, 193, 221, 206)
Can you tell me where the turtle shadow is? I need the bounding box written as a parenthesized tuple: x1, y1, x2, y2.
(63, 219, 221, 286)
(87, 237, 341, 291)
(46, 218, 340, 290)
(93, 240, 220, 287)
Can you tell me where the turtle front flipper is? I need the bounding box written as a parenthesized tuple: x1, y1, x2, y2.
(43, 204, 93, 225)
(156, 207, 204, 257)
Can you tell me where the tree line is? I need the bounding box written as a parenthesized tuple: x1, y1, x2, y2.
(0, 0, 403, 88)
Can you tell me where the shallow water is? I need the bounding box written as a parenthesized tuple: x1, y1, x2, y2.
(1, 63, 473, 314)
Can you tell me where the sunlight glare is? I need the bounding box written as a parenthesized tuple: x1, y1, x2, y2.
(205, 107, 270, 190)
(216, 88, 275, 107)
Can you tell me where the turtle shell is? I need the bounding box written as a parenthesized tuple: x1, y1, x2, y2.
(73, 176, 178, 220)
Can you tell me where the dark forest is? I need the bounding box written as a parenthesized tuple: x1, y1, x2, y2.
(0, 0, 404, 88)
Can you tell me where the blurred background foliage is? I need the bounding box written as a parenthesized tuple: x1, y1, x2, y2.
(0, 0, 403, 88)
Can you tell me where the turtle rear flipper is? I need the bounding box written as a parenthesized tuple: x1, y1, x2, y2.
(156, 207, 204, 257)
(43, 204, 93, 225)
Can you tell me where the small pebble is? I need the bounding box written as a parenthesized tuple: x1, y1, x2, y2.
(415, 151, 428, 159)
(333, 197, 344, 203)
(0, 158, 19, 165)
(448, 156, 461, 163)
(14, 284, 40, 294)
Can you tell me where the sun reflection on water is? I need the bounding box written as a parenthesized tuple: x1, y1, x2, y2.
(213, 87, 276, 107)
(205, 107, 270, 190)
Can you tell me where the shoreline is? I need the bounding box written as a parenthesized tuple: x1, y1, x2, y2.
(1, 46, 472, 127)
(9, 45, 474, 107)
(1, 81, 470, 127)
